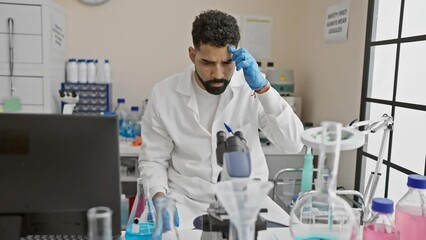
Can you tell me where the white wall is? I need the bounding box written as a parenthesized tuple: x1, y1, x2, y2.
(293, 0, 368, 190)
(55, 0, 369, 190)
(55, 0, 299, 108)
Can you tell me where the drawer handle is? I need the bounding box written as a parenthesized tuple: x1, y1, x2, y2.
(8, 17, 15, 96)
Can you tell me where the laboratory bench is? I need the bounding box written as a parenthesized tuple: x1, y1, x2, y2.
(118, 228, 292, 239)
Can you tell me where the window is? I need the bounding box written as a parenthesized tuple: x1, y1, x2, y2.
(356, 0, 426, 203)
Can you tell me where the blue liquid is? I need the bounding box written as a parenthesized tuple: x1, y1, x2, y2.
(294, 234, 339, 240)
(125, 223, 154, 240)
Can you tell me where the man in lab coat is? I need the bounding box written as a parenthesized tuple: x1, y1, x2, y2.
(139, 9, 303, 229)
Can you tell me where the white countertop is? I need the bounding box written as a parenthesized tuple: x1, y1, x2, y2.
(119, 144, 141, 157)
(120, 228, 291, 240)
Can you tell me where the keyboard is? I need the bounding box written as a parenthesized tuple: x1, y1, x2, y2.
(21, 235, 87, 240)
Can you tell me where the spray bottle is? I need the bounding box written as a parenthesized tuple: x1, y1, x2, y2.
(300, 147, 314, 192)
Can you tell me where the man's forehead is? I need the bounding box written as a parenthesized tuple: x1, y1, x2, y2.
(196, 44, 232, 60)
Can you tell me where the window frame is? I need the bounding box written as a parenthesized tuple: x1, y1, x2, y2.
(356, 0, 426, 198)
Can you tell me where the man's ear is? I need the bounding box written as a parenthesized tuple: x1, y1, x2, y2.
(188, 47, 196, 63)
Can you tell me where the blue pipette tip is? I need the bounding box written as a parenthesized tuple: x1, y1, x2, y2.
(224, 123, 234, 135)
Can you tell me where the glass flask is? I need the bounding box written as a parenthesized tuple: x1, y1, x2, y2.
(395, 174, 426, 240)
(290, 122, 358, 240)
(152, 197, 180, 240)
(215, 179, 273, 240)
(125, 178, 156, 240)
(363, 198, 399, 240)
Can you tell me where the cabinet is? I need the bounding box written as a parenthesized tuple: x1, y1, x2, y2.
(0, 0, 65, 113)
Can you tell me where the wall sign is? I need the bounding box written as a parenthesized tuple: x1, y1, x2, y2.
(324, 0, 350, 43)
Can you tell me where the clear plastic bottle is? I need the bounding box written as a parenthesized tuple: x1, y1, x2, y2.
(128, 106, 141, 140)
(395, 174, 426, 240)
(121, 194, 129, 230)
(66, 58, 78, 83)
(78, 59, 87, 83)
(363, 198, 399, 240)
(104, 59, 111, 83)
(125, 178, 155, 240)
(113, 98, 129, 145)
(87, 59, 96, 83)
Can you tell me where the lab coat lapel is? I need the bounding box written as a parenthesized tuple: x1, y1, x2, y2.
(176, 66, 199, 118)
(214, 70, 245, 121)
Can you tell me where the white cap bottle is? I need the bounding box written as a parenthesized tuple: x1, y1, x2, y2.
(66, 58, 78, 83)
(78, 59, 87, 83)
(94, 59, 102, 83)
(104, 59, 111, 83)
(87, 59, 96, 83)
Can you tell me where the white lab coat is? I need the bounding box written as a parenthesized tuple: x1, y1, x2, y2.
(139, 65, 303, 228)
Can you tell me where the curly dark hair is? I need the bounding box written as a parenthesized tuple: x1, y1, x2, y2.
(192, 10, 240, 50)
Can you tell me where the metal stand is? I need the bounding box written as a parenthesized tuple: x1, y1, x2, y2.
(347, 114, 394, 221)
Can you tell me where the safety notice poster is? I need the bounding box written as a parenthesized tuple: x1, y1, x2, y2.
(324, 0, 350, 43)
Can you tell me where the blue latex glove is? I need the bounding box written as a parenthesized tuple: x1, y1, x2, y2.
(151, 197, 180, 240)
(228, 45, 268, 91)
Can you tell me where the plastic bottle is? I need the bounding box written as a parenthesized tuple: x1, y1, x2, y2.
(87, 59, 96, 83)
(121, 194, 129, 230)
(66, 58, 78, 83)
(78, 59, 87, 83)
(395, 174, 426, 240)
(104, 59, 111, 83)
(114, 98, 130, 145)
(300, 147, 314, 192)
(363, 198, 399, 240)
(95, 59, 102, 83)
(128, 106, 141, 141)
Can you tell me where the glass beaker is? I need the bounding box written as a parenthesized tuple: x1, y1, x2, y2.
(290, 122, 358, 240)
(125, 178, 155, 240)
(87, 206, 112, 240)
(152, 197, 180, 240)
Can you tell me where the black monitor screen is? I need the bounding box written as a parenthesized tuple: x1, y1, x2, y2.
(0, 113, 121, 238)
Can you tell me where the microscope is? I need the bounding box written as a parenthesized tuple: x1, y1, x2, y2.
(197, 131, 267, 239)
(59, 89, 79, 114)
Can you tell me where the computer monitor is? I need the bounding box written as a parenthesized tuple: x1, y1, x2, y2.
(0, 113, 122, 238)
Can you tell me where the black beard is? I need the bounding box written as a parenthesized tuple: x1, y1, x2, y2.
(195, 70, 230, 95)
